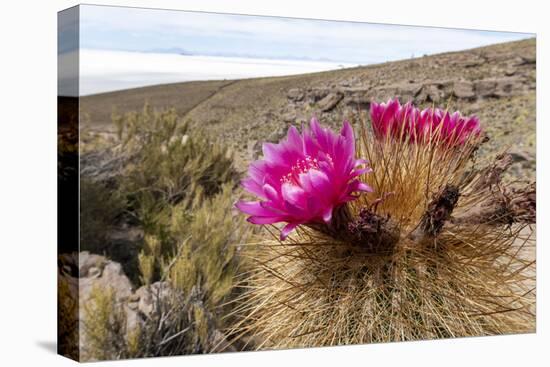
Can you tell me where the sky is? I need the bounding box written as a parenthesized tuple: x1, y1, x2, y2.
(58, 4, 534, 95)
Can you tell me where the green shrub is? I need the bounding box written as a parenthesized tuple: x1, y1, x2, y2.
(81, 105, 251, 359)
(114, 104, 238, 211)
(82, 283, 221, 359)
(80, 179, 126, 253)
(82, 286, 130, 360)
(166, 183, 250, 309)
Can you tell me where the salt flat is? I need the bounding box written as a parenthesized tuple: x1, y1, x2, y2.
(74, 49, 356, 95)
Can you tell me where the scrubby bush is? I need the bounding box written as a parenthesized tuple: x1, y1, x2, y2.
(82, 286, 131, 361)
(165, 184, 249, 310)
(80, 179, 126, 253)
(82, 185, 251, 360)
(114, 104, 238, 209)
(81, 105, 251, 359)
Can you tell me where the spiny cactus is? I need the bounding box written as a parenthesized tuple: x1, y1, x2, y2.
(231, 99, 535, 350)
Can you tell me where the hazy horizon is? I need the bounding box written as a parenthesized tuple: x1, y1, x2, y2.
(76, 49, 357, 96)
(58, 4, 534, 96)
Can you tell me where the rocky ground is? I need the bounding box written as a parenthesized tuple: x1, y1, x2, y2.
(82, 38, 536, 181)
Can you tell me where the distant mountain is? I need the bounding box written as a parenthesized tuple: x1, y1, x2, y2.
(146, 47, 192, 55)
(196, 50, 348, 63)
(141, 47, 352, 63)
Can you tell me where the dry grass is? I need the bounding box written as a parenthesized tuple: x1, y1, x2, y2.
(228, 117, 535, 350)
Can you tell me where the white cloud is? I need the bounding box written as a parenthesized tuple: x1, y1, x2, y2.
(79, 4, 532, 63)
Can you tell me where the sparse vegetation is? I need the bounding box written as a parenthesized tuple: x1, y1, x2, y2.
(79, 105, 251, 360)
(70, 38, 536, 360)
(80, 179, 126, 253)
(82, 286, 131, 360)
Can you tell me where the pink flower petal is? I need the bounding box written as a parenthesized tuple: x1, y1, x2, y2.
(287, 125, 304, 152)
(236, 201, 277, 217)
(241, 178, 265, 198)
(280, 222, 299, 240)
(236, 117, 373, 236)
(322, 207, 333, 223)
(248, 216, 284, 225)
(370, 98, 481, 146)
(281, 182, 308, 209)
(262, 183, 279, 202)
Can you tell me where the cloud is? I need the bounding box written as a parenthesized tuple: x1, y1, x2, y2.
(78, 4, 533, 64)
(60, 5, 534, 96)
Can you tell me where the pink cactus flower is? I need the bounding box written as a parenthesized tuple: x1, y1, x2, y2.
(236, 118, 372, 240)
(370, 98, 481, 146)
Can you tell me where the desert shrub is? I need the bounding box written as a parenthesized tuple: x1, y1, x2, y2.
(80, 104, 240, 278)
(113, 104, 247, 292)
(81, 105, 251, 359)
(165, 183, 249, 310)
(82, 185, 251, 359)
(133, 184, 251, 350)
(82, 286, 131, 360)
(80, 179, 126, 253)
(113, 104, 241, 276)
(137, 234, 160, 286)
(114, 104, 238, 211)
(82, 283, 226, 359)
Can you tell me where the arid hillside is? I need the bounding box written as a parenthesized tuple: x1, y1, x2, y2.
(81, 38, 535, 179)
(66, 38, 536, 360)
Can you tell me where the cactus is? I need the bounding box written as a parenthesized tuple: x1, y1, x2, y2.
(232, 102, 535, 349)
